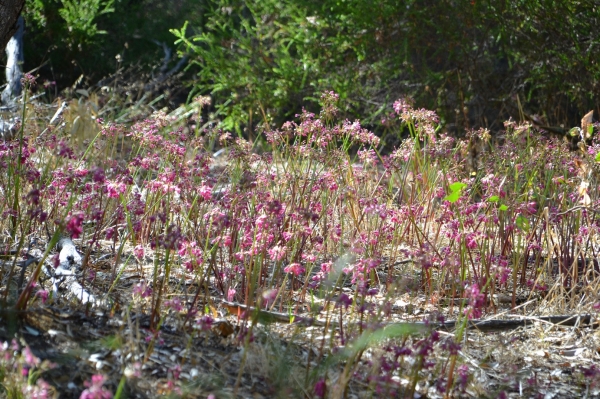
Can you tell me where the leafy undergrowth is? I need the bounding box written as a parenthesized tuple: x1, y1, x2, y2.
(1, 81, 600, 398)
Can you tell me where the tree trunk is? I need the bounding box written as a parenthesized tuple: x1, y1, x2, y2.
(2, 15, 23, 104)
(0, 0, 25, 52)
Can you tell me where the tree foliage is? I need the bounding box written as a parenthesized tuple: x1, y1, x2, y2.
(14, 0, 600, 138)
(174, 0, 600, 138)
(22, 0, 202, 88)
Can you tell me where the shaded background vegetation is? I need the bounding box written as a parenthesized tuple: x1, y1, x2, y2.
(15, 0, 600, 141)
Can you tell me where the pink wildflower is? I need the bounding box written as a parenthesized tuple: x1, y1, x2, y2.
(268, 245, 287, 262)
(132, 281, 152, 298)
(66, 213, 84, 238)
(284, 263, 305, 276)
(80, 374, 112, 399)
(133, 245, 144, 260)
(164, 298, 183, 312)
(199, 185, 212, 200)
(227, 288, 236, 302)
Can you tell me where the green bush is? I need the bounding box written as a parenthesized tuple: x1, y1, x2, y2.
(172, 0, 378, 137)
(16, 0, 600, 139)
(173, 1, 321, 135)
(174, 0, 600, 142)
(22, 0, 203, 88)
(26, 0, 114, 47)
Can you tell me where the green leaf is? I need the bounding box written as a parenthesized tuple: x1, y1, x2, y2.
(487, 195, 500, 203)
(595, 152, 600, 163)
(444, 191, 461, 203)
(516, 214, 530, 232)
(499, 204, 508, 211)
(568, 127, 580, 137)
(444, 181, 467, 203)
(449, 182, 467, 192)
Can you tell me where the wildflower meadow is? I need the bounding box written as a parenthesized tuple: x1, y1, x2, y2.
(1, 74, 600, 398)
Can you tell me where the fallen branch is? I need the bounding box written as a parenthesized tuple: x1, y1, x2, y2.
(1, 236, 98, 305)
(433, 314, 594, 332)
(44, 236, 97, 305)
(214, 299, 595, 333)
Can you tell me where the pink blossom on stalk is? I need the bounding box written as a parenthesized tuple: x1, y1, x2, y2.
(74, 168, 89, 178)
(199, 185, 212, 200)
(314, 377, 327, 397)
(255, 214, 269, 230)
(524, 201, 537, 215)
(164, 298, 183, 312)
(21, 72, 37, 87)
(227, 288, 236, 302)
(159, 225, 183, 250)
(92, 167, 105, 183)
(219, 132, 232, 145)
(178, 242, 188, 257)
(66, 213, 84, 238)
(178, 240, 203, 259)
(393, 97, 415, 115)
(464, 284, 485, 319)
(146, 170, 181, 195)
(23, 345, 40, 367)
(133, 245, 144, 260)
(193, 95, 211, 108)
(197, 315, 213, 331)
(268, 245, 287, 261)
(56, 140, 75, 158)
(495, 266, 510, 285)
(99, 122, 124, 138)
(339, 120, 380, 146)
(456, 364, 470, 393)
(80, 374, 113, 399)
(320, 90, 339, 119)
(320, 262, 333, 274)
(465, 232, 478, 250)
(183, 260, 195, 272)
(23, 378, 53, 398)
(302, 253, 316, 263)
(26, 188, 40, 206)
(284, 263, 305, 276)
(133, 281, 152, 298)
(169, 364, 181, 380)
(265, 128, 285, 144)
(105, 180, 126, 198)
(36, 289, 49, 304)
(335, 293, 353, 310)
(357, 149, 378, 167)
(262, 289, 278, 306)
(223, 235, 232, 247)
(105, 227, 115, 240)
(144, 330, 163, 344)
